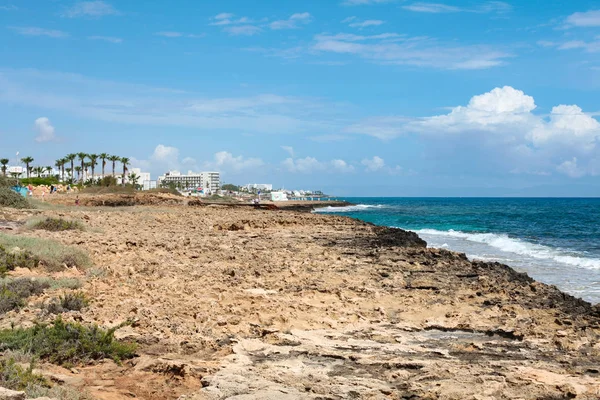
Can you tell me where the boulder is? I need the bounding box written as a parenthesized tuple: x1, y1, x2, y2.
(0, 387, 26, 400)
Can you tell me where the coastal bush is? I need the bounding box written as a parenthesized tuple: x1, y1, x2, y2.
(34, 277, 82, 290)
(0, 357, 49, 391)
(0, 278, 50, 314)
(0, 245, 40, 277)
(0, 187, 33, 209)
(81, 185, 134, 195)
(0, 176, 18, 188)
(0, 318, 137, 366)
(46, 291, 89, 314)
(27, 217, 85, 232)
(25, 384, 94, 400)
(20, 177, 59, 186)
(0, 233, 92, 272)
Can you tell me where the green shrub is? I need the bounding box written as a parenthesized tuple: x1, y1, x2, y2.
(0, 245, 40, 277)
(25, 383, 94, 400)
(46, 292, 89, 314)
(0, 278, 50, 314)
(0, 318, 137, 366)
(0, 187, 33, 209)
(0, 233, 92, 272)
(0, 177, 18, 188)
(0, 357, 49, 391)
(20, 177, 59, 186)
(28, 217, 85, 232)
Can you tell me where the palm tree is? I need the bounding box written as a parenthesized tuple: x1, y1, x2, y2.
(55, 160, 63, 181)
(45, 166, 53, 177)
(66, 153, 77, 178)
(0, 158, 8, 176)
(20, 157, 34, 179)
(66, 167, 73, 182)
(74, 166, 82, 182)
(128, 172, 139, 188)
(88, 154, 98, 184)
(99, 153, 109, 178)
(77, 153, 87, 183)
(60, 158, 67, 182)
(109, 155, 119, 177)
(34, 166, 44, 178)
(121, 157, 130, 186)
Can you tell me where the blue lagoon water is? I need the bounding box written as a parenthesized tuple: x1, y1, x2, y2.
(315, 198, 600, 304)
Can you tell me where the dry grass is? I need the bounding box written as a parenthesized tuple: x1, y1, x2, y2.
(0, 233, 92, 272)
(25, 217, 85, 232)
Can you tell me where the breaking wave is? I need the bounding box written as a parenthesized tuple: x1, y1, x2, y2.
(313, 204, 384, 213)
(414, 228, 600, 270)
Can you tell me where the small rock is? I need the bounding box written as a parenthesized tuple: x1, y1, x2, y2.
(0, 387, 26, 400)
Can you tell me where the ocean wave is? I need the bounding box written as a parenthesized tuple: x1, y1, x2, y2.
(313, 204, 384, 213)
(414, 228, 600, 270)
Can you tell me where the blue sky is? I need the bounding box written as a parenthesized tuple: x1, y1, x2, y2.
(1, 0, 600, 196)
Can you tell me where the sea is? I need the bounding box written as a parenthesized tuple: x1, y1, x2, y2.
(314, 198, 600, 304)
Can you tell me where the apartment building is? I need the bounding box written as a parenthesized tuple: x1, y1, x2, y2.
(157, 170, 221, 193)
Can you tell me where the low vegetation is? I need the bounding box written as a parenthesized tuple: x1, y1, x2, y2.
(0, 357, 49, 392)
(0, 278, 50, 314)
(80, 185, 135, 195)
(0, 318, 137, 366)
(0, 244, 39, 277)
(0, 233, 92, 272)
(19, 177, 59, 186)
(27, 217, 85, 232)
(46, 291, 89, 314)
(0, 187, 33, 209)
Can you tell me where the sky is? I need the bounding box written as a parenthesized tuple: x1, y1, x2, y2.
(1, 0, 600, 196)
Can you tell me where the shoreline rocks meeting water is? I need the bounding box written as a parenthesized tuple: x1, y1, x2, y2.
(0, 193, 599, 399)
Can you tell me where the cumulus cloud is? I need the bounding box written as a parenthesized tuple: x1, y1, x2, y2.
(150, 144, 180, 170)
(362, 156, 385, 171)
(331, 159, 355, 173)
(347, 86, 600, 177)
(63, 1, 119, 18)
(208, 151, 264, 172)
(281, 146, 295, 157)
(34, 117, 56, 142)
(349, 19, 385, 28)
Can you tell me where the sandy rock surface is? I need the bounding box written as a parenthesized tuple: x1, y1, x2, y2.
(1, 196, 600, 399)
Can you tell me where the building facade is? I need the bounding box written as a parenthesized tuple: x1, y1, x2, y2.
(245, 183, 273, 192)
(157, 170, 221, 193)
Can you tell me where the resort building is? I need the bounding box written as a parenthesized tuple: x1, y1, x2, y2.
(157, 170, 221, 193)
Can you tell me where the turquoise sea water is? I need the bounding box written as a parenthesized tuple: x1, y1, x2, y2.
(314, 198, 600, 304)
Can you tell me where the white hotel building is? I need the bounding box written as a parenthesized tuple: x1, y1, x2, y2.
(157, 170, 220, 193)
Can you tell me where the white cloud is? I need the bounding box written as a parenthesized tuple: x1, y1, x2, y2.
(34, 117, 56, 142)
(9, 26, 68, 38)
(63, 1, 119, 18)
(269, 12, 312, 30)
(281, 146, 295, 157)
(88, 35, 122, 43)
(362, 156, 385, 171)
(225, 25, 262, 36)
(206, 151, 264, 173)
(155, 31, 204, 39)
(215, 13, 234, 20)
(312, 33, 511, 70)
(557, 158, 585, 178)
(150, 144, 180, 170)
(403, 1, 511, 14)
(0, 5, 17, 11)
(342, 0, 395, 5)
(331, 159, 355, 173)
(539, 39, 600, 53)
(565, 10, 600, 28)
(347, 86, 600, 177)
(349, 19, 385, 28)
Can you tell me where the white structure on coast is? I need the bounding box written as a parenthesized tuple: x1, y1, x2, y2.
(157, 170, 220, 193)
(246, 183, 273, 192)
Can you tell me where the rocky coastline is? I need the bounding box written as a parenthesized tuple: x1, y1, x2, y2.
(1, 193, 599, 399)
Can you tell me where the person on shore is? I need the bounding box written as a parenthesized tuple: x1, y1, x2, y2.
(27, 184, 33, 197)
(41, 190, 46, 202)
(75, 196, 80, 206)
(50, 185, 54, 194)
(67, 184, 71, 193)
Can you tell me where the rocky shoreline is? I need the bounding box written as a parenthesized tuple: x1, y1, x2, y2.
(1, 194, 599, 399)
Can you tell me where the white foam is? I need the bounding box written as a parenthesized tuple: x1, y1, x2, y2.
(313, 204, 383, 213)
(413, 228, 600, 270)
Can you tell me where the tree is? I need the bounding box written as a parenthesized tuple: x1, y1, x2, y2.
(66, 168, 73, 183)
(45, 166, 53, 176)
(20, 157, 34, 179)
(222, 183, 239, 192)
(66, 153, 77, 178)
(128, 172, 139, 189)
(60, 158, 67, 182)
(77, 153, 87, 183)
(0, 158, 8, 177)
(99, 153, 109, 178)
(109, 155, 120, 177)
(121, 157, 130, 186)
(74, 166, 82, 182)
(88, 154, 98, 184)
